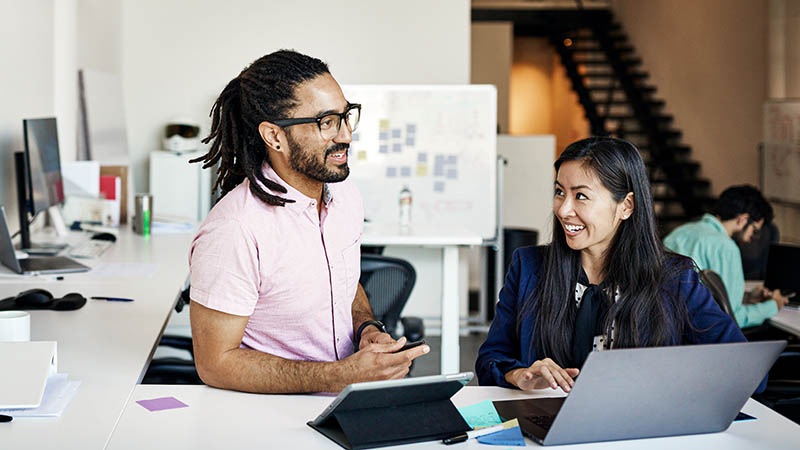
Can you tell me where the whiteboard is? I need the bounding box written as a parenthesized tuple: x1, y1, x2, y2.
(763, 100, 800, 205)
(343, 85, 497, 239)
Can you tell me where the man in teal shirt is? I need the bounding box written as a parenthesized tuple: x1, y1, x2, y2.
(664, 185, 789, 328)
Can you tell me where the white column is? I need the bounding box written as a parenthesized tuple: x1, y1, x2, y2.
(440, 245, 461, 374)
(54, 0, 77, 161)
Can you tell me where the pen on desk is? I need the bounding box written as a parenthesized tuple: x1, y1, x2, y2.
(442, 423, 506, 445)
(91, 296, 135, 302)
(0, 414, 12, 423)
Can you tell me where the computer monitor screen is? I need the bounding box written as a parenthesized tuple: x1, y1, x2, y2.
(23, 117, 64, 215)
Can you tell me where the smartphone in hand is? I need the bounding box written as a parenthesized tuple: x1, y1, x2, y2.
(395, 339, 426, 353)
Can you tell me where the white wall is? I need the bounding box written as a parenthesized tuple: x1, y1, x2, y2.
(77, 0, 121, 73)
(767, 0, 800, 243)
(612, 0, 768, 194)
(1, 0, 469, 207)
(0, 0, 56, 230)
(472, 22, 513, 133)
(120, 0, 470, 195)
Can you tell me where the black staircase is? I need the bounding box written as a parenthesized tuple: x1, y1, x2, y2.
(473, 8, 712, 234)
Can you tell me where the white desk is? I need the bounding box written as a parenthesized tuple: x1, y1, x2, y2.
(362, 223, 482, 374)
(106, 384, 800, 449)
(769, 307, 800, 337)
(0, 229, 194, 450)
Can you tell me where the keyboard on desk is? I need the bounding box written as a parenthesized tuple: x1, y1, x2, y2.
(68, 240, 113, 259)
(526, 414, 555, 430)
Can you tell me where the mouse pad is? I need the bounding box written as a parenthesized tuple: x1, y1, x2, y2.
(0, 291, 87, 311)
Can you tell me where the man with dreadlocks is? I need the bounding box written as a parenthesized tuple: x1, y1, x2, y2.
(188, 50, 429, 393)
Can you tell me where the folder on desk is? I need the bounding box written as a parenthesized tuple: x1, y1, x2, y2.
(99, 175, 121, 226)
(307, 372, 472, 450)
(0, 341, 57, 409)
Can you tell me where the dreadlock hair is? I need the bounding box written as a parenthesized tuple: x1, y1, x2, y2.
(190, 49, 330, 206)
(520, 137, 692, 367)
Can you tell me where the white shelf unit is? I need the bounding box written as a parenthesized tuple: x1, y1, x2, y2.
(149, 151, 211, 223)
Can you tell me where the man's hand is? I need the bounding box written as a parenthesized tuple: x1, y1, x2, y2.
(769, 289, 790, 310)
(335, 338, 430, 390)
(358, 326, 396, 349)
(505, 358, 579, 392)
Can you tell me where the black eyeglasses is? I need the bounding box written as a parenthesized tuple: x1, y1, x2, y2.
(272, 103, 361, 139)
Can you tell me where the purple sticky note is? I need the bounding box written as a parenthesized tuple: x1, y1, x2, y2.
(136, 396, 188, 412)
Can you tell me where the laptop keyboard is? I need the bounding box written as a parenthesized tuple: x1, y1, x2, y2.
(526, 414, 555, 430)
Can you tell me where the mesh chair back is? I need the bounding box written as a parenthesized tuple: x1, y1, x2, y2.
(359, 254, 416, 338)
(699, 269, 734, 319)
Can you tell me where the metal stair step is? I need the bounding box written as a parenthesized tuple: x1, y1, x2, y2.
(570, 55, 609, 63)
(604, 113, 672, 122)
(571, 46, 634, 57)
(586, 83, 656, 94)
(574, 57, 642, 66)
(609, 98, 664, 107)
(625, 128, 682, 139)
(585, 71, 649, 80)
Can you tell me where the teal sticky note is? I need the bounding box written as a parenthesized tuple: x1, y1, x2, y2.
(457, 399, 503, 429)
(476, 426, 526, 446)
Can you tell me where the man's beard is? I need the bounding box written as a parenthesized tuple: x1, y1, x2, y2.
(287, 136, 350, 183)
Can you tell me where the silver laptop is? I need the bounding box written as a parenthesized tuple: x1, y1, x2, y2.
(0, 206, 89, 275)
(493, 341, 785, 446)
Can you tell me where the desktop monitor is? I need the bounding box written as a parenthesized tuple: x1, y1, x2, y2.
(23, 118, 65, 213)
(15, 117, 66, 250)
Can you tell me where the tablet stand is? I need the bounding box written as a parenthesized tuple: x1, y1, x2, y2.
(308, 380, 471, 450)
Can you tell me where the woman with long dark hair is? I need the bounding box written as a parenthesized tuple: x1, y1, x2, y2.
(476, 137, 745, 391)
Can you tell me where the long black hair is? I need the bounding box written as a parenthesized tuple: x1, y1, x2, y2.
(522, 137, 691, 366)
(191, 50, 330, 206)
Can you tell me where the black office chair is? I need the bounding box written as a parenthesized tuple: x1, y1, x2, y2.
(699, 269, 793, 340)
(360, 254, 423, 343)
(699, 269, 800, 424)
(142, 287, 203, 385)
(699, 268, 764, 339)
(699, 270, 734, 318)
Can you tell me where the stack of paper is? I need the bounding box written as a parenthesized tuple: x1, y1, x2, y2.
(0, 374, 80, 418)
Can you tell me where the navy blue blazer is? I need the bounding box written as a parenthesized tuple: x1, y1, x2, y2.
(476, 246, 755, 390)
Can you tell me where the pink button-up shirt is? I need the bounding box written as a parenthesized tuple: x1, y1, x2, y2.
(189, 164, 363, 362)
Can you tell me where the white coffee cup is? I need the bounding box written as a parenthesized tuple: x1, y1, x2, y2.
(0, 311, 31, 341)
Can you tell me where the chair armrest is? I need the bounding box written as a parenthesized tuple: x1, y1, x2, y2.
(143, 360, 203, 385)
(401, 316, 425, 342)
(159, 335, 194, 356)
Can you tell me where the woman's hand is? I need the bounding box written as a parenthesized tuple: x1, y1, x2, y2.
(505, 358, 579, 392)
